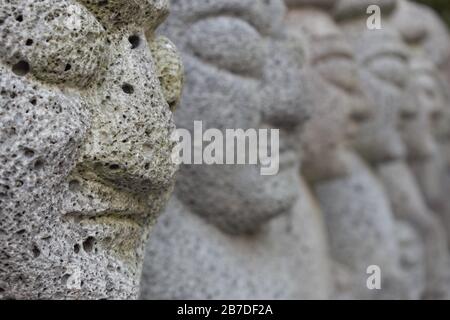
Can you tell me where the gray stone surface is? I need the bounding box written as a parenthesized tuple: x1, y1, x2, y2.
(0, 0, 182, 299)
(140, 0, 332, 299)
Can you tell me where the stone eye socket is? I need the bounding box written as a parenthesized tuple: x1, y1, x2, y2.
(185, 17, 266, 78)
(149, 36, 184, 112)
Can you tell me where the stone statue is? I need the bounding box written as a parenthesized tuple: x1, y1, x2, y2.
(285, 0, 413, 299)
(392, 0, 450, 246)
(140, 0, 332, 299)
(0, 0, 183, 299)
(336, 0, 449, 299)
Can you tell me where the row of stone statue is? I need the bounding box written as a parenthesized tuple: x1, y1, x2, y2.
(1, 0, 450, 299)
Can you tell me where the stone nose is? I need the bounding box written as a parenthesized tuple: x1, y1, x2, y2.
(73, 32, 179, 194)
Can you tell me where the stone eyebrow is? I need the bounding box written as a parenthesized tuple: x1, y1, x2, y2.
(309, 36, 354, 64)
(363, 49, 409, 64)
(188, 11, 264, 36)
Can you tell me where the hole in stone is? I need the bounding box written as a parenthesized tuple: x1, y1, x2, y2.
(99, 0, 108, 5)
(64, 64, 72, 72)
(23, 148, 35, 158)
(73, 244, 80, 254)
(61, 274, 70, 285)
(16, 15, 23, 22)
(30, 98, 37, 106)
(25, 39, 33, 46)
(109, 164, 120, 171)
(0, 288, 4, 293)
(68, 180, 81, 192)
(128, 35, 140, 49)
(12, 61, 30, 76)
(34, 159, 44, 170)
(16, 229, 26, 235)
(121, 83, 134, 94)
(32, 245, 40, 258)
(82, 236, 95, 253)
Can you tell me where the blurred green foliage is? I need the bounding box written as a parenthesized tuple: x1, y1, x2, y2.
(414, 0, 450, 27)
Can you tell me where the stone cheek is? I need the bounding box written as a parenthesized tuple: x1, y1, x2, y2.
(0, 0, 107, 88)
(0, 0, 180, 299)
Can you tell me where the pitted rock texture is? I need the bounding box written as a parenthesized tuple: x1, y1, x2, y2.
(0, 0, 182, 299)
(141, 0, 332, 299)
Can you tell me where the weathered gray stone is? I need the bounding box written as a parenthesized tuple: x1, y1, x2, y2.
(0, 0, 182, 299)
(140, 0, 332, 299)
(336, 0, 449, 299)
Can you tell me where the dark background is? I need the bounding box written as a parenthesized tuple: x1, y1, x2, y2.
(415, 0, 450, 27)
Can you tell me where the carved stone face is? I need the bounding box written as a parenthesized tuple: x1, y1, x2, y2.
(339, 23, 408, 164)
(285, 8, 371, 182)
(0, 0, 182, 299)
(163, 0, 311, 234)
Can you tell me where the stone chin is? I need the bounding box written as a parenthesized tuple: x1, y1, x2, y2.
(175, 162, 300, 235)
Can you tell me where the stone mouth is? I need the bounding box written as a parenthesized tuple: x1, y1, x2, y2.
(64, 210, 150, 228)
(63, 211, 151, 264)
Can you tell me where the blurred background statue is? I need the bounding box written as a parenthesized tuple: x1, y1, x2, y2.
(336, 0, 450, 299)
(286, 0, 414, 299)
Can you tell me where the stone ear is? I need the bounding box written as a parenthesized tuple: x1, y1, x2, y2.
(149, 36, 184, 112)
